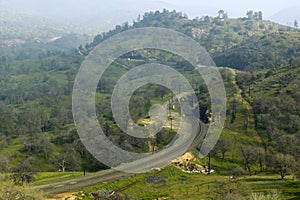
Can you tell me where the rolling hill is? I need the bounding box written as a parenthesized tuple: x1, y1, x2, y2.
(0, 9, 300, 199)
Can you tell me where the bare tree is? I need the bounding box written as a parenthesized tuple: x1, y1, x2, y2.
(294, 20, 299, 28)
(0, 154, 8, 172)
(240, 145, 256, 175)
(10, 157, 37, 185)
(218, 10, 225, 19)
(257, 148, 266, 172)
(216, 139, 232, 160)
(56, 145, 80, 172)
(229, 98, 239, 123)
(273, 154, 296, 180)
(258, 11, 263, 20)
(246, 10, 254, 19)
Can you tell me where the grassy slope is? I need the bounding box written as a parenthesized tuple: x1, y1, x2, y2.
(251, 66, 300, 99)
(3, 61, 300, 199)
(1, 11, 299, 198)
(1, 14, 298, 170)
(75, 166, 300, 200)
(45, 67, 299, 199)
(3, 64, 297, 199)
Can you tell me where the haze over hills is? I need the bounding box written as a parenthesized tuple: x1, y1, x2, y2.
(1, 0, 174, 32)
(1, 0, 299, 34)
(0, 9, 299, 169)
(269, 6, 300, 27)
(0, 8, 92, 50)
(0, 3, 300, 199)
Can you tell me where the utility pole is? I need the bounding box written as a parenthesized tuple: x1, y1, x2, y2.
(168, 95, 173, 131)
(168, 98, 171, 116)
(208, 153, 211, 174)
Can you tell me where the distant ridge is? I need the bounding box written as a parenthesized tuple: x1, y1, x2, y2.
(269, 6, 300, 27)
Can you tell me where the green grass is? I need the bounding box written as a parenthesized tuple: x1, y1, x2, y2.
(242, 175, 300, 199)
(73, 165, 300, 200)
(251, 65, 300, 99)
(33, 171, 86, 186)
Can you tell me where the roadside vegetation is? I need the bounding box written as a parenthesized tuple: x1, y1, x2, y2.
(0, 9, 300, 199)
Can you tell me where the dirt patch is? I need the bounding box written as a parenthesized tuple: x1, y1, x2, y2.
(172, 152, 203, 171)
(45, 191, 77, 200)
(172, 152, 196, 164)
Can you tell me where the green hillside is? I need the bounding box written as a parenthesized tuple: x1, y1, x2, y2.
(214, 32, 300, 70)
(0, 9, 300, 199)
(87, 10, 300, 70)
(66, 65, 300, 200)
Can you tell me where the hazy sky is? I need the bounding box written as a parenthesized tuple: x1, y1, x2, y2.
(2, 0, 299, 17)
(1, 0, 299, 31)
(161, 0, 299, 17)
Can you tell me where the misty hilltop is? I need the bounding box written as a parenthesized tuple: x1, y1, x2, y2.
(2, 0, 299, 29)
(270, 6, 300, 26)
(0, 6, 300, 199)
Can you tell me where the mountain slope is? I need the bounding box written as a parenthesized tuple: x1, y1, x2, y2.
(214, 32, 300, 70)
(0, 10, 300, 199)
(86, 10, 299, 70)
(269, 6, 300, 27)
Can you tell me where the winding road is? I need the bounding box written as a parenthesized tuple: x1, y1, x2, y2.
(36, 124, 205, 195)
(37, 93, 207, 195)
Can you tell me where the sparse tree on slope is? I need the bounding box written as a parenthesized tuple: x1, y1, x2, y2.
(273, 154, 296, 180)
(294, 20, 298, 28)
